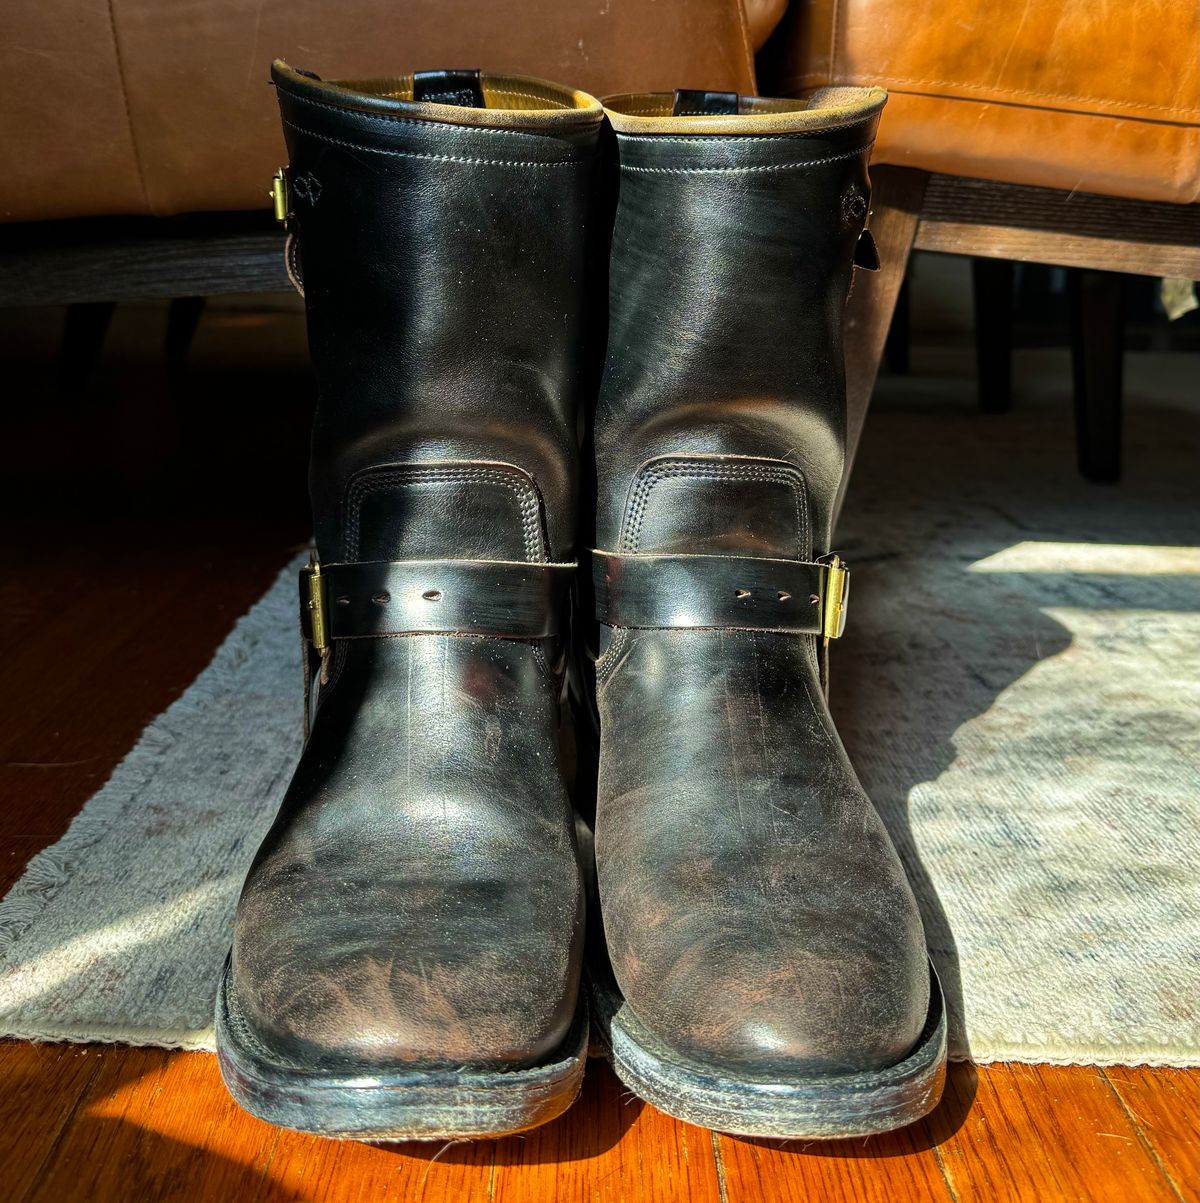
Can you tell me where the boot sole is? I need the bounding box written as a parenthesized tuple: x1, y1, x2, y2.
(216, 958, 588, 1141)
(589, 962, 947, 1139)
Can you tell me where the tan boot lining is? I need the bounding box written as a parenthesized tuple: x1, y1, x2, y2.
(603, 87, 886, 135)
(274, 61, 603, 130)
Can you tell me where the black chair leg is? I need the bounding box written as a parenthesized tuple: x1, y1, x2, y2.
(883, 275, 911, 374)
(56, 300, 116, 392)
(972, 257, 1015, 413)
(165, 295, 206, 364)
(1067, 268, 1125, 483)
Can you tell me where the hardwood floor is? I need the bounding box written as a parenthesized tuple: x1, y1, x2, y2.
(0, 302, 1195, 1201)
(1, 1043, 1194, 1201)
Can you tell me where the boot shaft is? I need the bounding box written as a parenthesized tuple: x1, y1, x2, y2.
(595, 88, 885, 559)
(273, 63, 603, 564)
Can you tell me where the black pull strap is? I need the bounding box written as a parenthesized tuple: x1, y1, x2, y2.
(413, 69, 485, 109)
(672, 89, 739, 116)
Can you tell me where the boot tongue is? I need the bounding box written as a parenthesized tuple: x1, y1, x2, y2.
(671, 89, 739, 116)
(413, 69, 486, 108)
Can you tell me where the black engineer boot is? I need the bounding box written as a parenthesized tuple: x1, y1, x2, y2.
(215, 63, 603, 1141)
(586, 86, 947, 1138)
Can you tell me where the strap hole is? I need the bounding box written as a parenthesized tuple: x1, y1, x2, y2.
(335, 595, 350, 606)
(422, 589, 443, 602)
(809, 594, 821, 606)
(777, 591, 792, 602)
(734, 588, 751, 600)
(371, 591, 390, 605)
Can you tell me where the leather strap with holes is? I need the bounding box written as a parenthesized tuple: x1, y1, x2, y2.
(592, 550, 847, 635)
(300, 558, 575, 643)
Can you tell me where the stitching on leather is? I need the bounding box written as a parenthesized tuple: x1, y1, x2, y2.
(336, 469, 556, 668)
(733, 0, 757, 94)
(486, 88, 571, 109)
(597, 459, 812, 683)
(619, 144, 872, 174)
(104, 0, 152, 213)
(281, 119, 588, 169)
(622, 460, 810, 558)
(829, 0, 842, 89)
(343, 465, 545, 562)
(786, 71, 1200, 119)
(869, 75, 1200, 118)
(618, 127, 872, 144)
(285, 89, 590, 135)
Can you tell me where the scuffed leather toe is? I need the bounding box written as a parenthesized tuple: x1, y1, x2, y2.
(617, 925, 929, 1078)
(231, 826, 582, 1071)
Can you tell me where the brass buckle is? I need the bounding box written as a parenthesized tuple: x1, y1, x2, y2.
(302, 556, 329, 652)
(820, 555, 850, 642)
(270, 168, 290, 225)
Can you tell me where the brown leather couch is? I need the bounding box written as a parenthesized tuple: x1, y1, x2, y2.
(764, 0, 1200, 204)
(5, 0, 1196, 216)
(0, 0, 782, 223)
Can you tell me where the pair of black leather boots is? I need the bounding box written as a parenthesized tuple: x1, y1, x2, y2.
(215, 62, 947, 1142)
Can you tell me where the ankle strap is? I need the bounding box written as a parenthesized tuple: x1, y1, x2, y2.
(592, 551, 848, 637)
(300, 558, 575, 646)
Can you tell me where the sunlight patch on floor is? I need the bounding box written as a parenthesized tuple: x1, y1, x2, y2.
(969, 542, 1200, 576)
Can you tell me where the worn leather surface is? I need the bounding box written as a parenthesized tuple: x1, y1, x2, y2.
(762, 0, 1200, 204)
(0, 0, 771, 223)
(304, 559, 576, 641)
(590, 90, 931, 1076)
(227, 65, 601, 1072)
(592, 550, 831, 633)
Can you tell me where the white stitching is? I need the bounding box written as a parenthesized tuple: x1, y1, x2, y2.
(596, 458, 812, 682)
(619, 131, 872, 144)
(623, 460, 810, 557)
(285, 88, 589, 134)
(344, 465, 545, 562)
(619, 144, 870, 175)
(281, 118, 587, 169)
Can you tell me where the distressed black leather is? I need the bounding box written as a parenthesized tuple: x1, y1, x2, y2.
(226, 63, 602, 1073)
(592, 551, 833, 632)
(301, 560, 575, 641)
(591, 90, 932, 1078)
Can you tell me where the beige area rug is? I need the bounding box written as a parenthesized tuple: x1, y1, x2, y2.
(1, 350, 1197, 1065)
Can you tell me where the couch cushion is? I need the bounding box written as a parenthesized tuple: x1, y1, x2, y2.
(767, 0, 1200, 204)
(0, 0, 762, 222)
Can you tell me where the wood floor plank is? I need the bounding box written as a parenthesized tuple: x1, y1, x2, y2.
(489, 1061, 721, 1203)
(0, 838, 47, 894)
(935, 1064, 1178, 1202)
(257, 1059, 722, 1203)
(712, 1062, 962, 1203)
(259, 1125, 495, 1203)
(1101, 1067, 1199, 1201)
(0, 1042, 104, 1203)
(0, 527, 299, 842)
(24, 1047, 279, 1203)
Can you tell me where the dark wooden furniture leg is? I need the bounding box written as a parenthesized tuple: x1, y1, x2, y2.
(884, 276, 911, 374)
(839, 166, 929, 523)
(1067, 268, 1125, 483)
(56, 300, 116, 392)
(972, 257, 1014, 413)
(165, 296, 207, 364)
